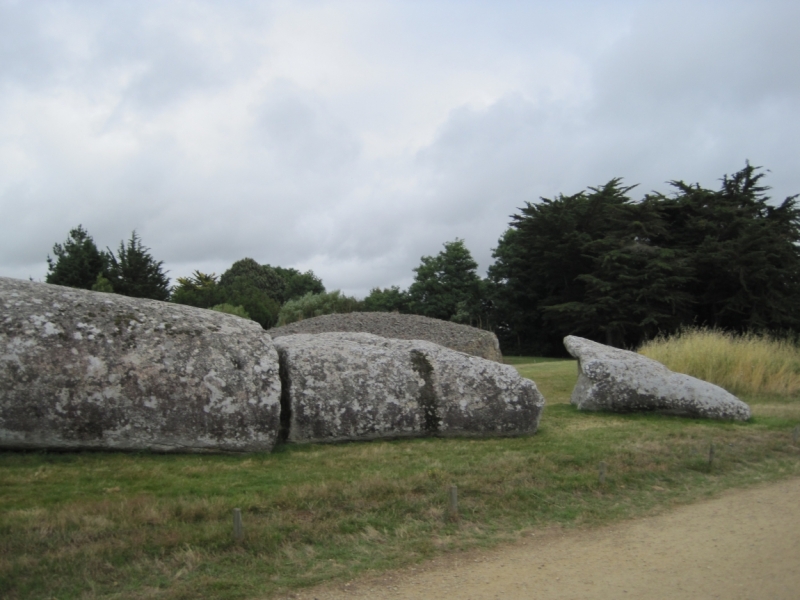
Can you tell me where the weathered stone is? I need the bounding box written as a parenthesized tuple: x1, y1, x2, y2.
(270, 312, 503, 363)
(564, 335, 751, 421)
(0, 277, 282, 452)
(274, 332, 544, 443)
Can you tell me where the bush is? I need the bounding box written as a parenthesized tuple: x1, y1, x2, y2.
(210, 304, 251, 320)
(638, 328, 800, 396)
(171, 271, 225, 308)
(362, 286, 411, 313)
(277, 290, 361, 326)
(91, 274, 114, 293)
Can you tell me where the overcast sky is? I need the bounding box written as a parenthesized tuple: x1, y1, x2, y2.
(2, 0, 799, 297)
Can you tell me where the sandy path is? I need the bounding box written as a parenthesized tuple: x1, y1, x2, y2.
(291, 477, 800, 600)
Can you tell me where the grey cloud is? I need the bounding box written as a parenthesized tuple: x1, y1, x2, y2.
(596, 3, 800, 111)
(3, 1, 800, 300)
(251, 81, 361, 176)
(0, 1, 271, 107)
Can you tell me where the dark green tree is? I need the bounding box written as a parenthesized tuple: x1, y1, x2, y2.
(489, 165, 800, 354)
(271, 266, 325, 302)
(219, 258, 285, 303)
(655, 163, 800, 332)
(218, 258, 284, 328)
(489, 179, 693, 352)
(46, 225, 107, 290)
(362, 285, 411, 313)
(105, 231, 171, 301)
(171, 271, 226, 308)
(408, 239, 483, 323)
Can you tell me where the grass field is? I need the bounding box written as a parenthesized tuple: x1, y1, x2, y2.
(2, 358, 799, 599)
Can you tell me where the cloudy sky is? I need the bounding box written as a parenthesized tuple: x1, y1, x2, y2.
(2, 0, 799, 297)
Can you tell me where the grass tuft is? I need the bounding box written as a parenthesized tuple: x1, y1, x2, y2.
(638, 328, 800, 397)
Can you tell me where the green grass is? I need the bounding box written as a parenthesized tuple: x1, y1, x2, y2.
(2, 360, 799, 599)
(503, 355, 572, 366)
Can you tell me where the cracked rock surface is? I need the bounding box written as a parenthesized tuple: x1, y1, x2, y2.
(275, 332, 544, 444)
(0, 277, 281, 452)
(270, 312, 503, 363)
(564, 335, 751, 421)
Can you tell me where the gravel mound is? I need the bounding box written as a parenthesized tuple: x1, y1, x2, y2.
(270, 312, 503, 362)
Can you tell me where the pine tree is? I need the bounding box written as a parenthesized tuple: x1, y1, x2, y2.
(46, 225, 107, 290)
(656, 163, 800, 332)
(490, 179, 693, 352)
(106, 232, 170, 301)
(489, 165, 800, 353)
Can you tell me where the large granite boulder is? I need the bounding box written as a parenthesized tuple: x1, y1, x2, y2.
(270, 312, 503, 363)
(274, 332, 544, 443)
(564, 335, 751, 421)
(0, 277, 282, 452)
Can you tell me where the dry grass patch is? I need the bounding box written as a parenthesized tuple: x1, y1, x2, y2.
(639, 328, 800, 396)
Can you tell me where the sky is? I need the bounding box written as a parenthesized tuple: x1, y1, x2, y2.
(2, 0, 799, 298)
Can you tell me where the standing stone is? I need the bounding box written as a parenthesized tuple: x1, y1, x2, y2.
(564, 335, 751, 421)
(274, 332, 544, 443)
(0, 277, 282, 452)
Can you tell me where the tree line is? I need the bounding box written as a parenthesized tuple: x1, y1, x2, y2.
(44, 163, 800, 354)
(44, 230, 325, 329)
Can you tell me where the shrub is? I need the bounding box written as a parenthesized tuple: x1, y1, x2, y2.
(277, 290, 361, 326)
(210, 304, 251, 320)
(171, 271, 225, 308)
(638, 328, 800, 396)
(91, 274, 114, 293)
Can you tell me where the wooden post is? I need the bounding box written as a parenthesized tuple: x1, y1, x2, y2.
(233, 508, 243, 542)
(598, 461, 607, 485)
(448, 485, 459, 521)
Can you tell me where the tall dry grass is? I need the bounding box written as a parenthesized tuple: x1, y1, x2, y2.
(638, 328, 800, 397)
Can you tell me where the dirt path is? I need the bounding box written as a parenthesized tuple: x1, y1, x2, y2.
(291, 477, 800, 600)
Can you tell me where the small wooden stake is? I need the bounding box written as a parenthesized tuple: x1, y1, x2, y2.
(708, 442, 715, 468)
(233, 508, 243, 542)
(598, 461, 607, 485)
(448, 485, 459, 521)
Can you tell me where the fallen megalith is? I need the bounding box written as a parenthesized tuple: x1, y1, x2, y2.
(270, 312, 504, 363)
(564, 335, 751, 421)
(0, 277, 282, 452)
(274, 332, 544, 443)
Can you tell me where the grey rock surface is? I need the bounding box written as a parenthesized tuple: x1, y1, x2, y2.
(270, 312, 503, 362)
(0, 277, 282, 452)
(274, 332, 544, 443)
(564, 335, 751, 421)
